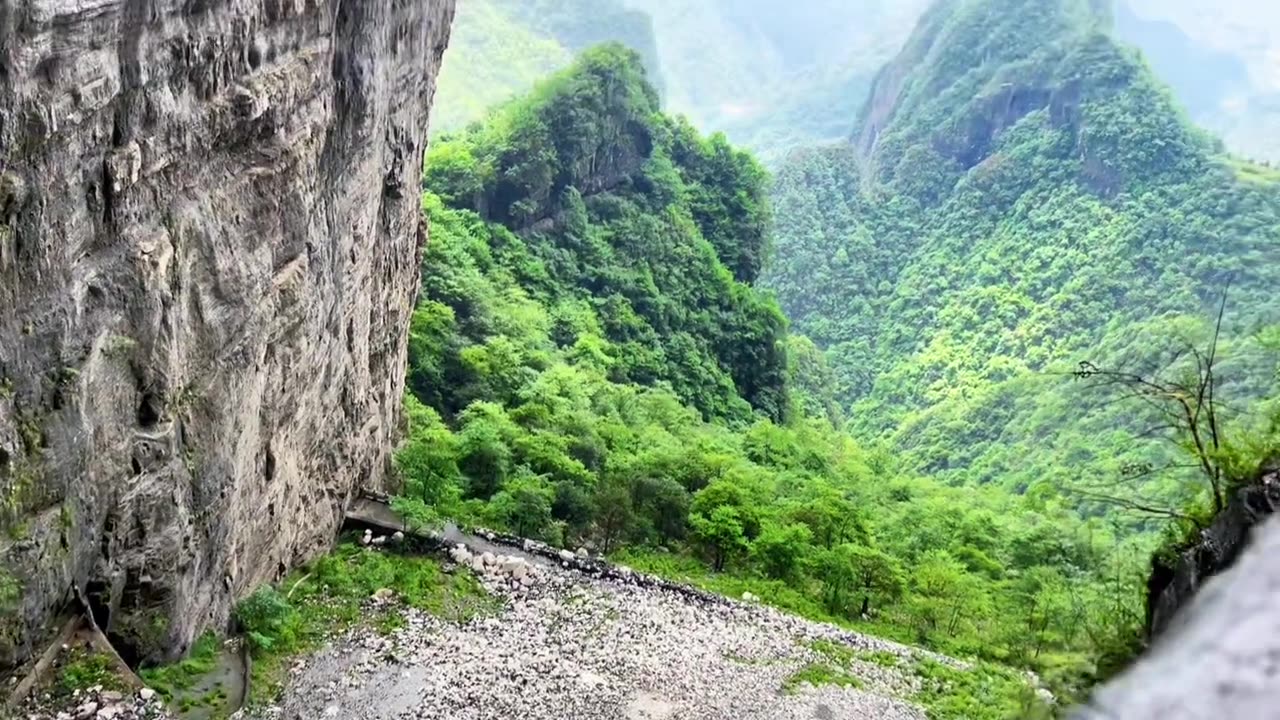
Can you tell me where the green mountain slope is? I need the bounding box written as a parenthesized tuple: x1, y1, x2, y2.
(431, 0, 662, 134)
(424, 44, 785, 424)
(404, 47, 1145, 702)
(767, 0, 1280, 507)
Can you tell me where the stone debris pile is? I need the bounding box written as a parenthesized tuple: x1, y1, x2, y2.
(23, 686, 167, 720)
(359, 529, 406, 547)
(448, 545, 539, 590)
(257, 542, 930, 720)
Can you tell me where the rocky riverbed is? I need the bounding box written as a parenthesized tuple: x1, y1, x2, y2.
(251, 541, 933, 720)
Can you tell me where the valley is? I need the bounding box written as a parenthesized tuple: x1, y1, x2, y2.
(3, 0, 1278, 719)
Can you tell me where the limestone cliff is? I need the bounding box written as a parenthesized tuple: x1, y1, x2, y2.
(0, 0, 455, 668)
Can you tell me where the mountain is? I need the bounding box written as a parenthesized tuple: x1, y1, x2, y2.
(1115, 0, 1280, 162)
(433, 0, 932, 162)
(423, 44, 786, 424)
(767, 0, 1280, 510)
(431, 0, 662, 133)
(404, 47, 1144, 703)
(621, 0, 932, 160)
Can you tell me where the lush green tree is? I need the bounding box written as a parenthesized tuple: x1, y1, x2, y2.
(751, 522, 814, 582)
(690, 505, 750, 572)
(489, 474, 556, 539)
(847, 544, 906, 617)
(395, 395, 462, 508)
(593, 478, 637, 555)
(456, 404, 516, 499)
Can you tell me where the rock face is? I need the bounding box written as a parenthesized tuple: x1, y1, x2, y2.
(0, 0, 455, 667)
(1075, 510, 1280, 719)
(1146, 468, 1280, 637)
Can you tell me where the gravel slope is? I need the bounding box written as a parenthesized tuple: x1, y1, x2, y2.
(255, 546, 932, 720)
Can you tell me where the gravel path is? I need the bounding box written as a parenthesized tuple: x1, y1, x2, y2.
(255, 547, 930, 720)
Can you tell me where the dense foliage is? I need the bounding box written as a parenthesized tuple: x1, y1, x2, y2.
(422, 45, 785, 423)
(398, 47, 1154, 709)
(767, 0, 1280, 526)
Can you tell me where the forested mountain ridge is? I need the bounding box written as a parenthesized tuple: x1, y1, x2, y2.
(767, 0, 1280, 505)
(393, 47, 1158, 714)
(422, 45, 786, 424)
(430, 0, 661, 133)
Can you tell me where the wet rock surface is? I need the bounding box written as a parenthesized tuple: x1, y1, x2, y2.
(255, 544, 931, 720)
(0, 0, 455, 667)
(1146, 469, 1280, 637)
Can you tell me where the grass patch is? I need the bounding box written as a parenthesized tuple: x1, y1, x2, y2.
(239, 540, 499, 703)
(173, 683, 231, 715)
(805, 639, 856, 666)
(0, 568, 20, 610)
(859, 649, 901, 668)
(912, 659, 1051, 720)
(373, 610, 407, 636)
(782, 662, 863, 695)
(54, 649, 127, 697)
(139, 631, 220, 700)
(1227, 156, 1280, 185)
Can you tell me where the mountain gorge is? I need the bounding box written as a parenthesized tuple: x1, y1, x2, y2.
(768, 0, 1280, 506)
(4, 0, 1279, 717)
(400, 41, 1164, 715)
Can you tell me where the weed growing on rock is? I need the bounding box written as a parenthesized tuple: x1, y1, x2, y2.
(911, 659, 1051, 720)
(781, 663, 863, 695)
(858, 649, 901, 668)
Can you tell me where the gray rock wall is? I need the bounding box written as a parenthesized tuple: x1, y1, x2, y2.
(1075, 510, 1280, 719)
(0, 0, 455, 667)
(1146, 470, 1279, 638)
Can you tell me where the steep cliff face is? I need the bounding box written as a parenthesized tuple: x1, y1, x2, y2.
(1076, 504, 1280, 719)
(0, 0, 455, 668)
(1146, 465, 1280, 638)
